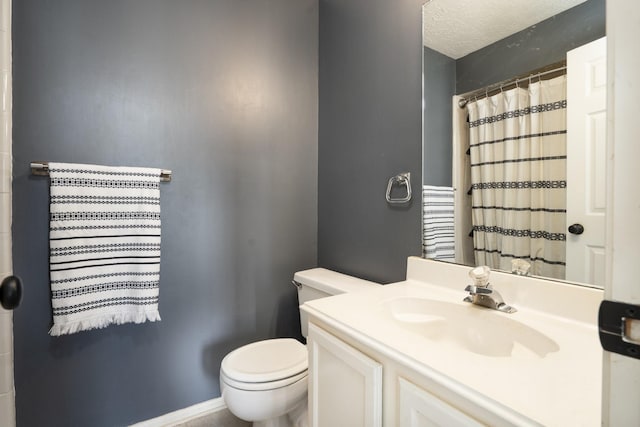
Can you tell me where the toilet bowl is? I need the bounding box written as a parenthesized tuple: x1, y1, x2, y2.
(220, 338, 308, 427)
(220, 268, 380, 426)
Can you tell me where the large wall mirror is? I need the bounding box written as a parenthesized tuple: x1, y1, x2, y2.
(421, 0, 606, 287)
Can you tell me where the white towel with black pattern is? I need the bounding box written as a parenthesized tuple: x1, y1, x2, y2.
(48, 162, 162, 336)
(423, 185, 455, 261)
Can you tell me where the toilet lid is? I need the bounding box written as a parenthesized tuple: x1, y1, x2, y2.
(221, 338, 308, 383)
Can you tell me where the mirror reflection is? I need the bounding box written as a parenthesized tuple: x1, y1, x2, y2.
(422, 0, 606, 287)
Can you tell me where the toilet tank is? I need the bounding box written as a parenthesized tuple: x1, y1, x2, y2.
(293, 268, 380, 337)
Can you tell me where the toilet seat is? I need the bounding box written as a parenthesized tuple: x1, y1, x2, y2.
(221, 368, 307, 391)
(220, 338, 308, 391)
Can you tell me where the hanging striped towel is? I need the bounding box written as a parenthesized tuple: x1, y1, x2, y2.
(423, 185, 455, 261)
(48, 162, 162, 336)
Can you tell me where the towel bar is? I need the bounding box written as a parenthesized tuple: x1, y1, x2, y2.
(30, 161, 172, 182)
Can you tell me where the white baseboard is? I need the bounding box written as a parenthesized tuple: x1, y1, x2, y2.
(129, 397, 227, 427)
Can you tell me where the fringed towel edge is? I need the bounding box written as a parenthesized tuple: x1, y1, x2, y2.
(49, 311, 161, 336)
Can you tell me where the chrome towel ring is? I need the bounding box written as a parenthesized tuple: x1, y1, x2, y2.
(385, 172, 412, 204)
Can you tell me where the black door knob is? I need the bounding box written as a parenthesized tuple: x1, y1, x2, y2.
(0, 275, 23, 310)
(568, 224, 585, 235)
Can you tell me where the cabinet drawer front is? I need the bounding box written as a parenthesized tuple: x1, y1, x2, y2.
(398, 377, 485, 427)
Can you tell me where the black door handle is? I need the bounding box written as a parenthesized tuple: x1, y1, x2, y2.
(568, 224, 585, 235)
(0, 275, 23, 310)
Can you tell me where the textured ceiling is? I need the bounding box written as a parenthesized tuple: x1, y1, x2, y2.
(422, 0, 588, 59)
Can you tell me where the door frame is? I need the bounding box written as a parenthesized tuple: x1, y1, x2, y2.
(601, 1, 640, 425)
(0, 0, 13, 426)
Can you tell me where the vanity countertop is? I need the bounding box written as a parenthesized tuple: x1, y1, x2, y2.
(302, 257, 603, 427)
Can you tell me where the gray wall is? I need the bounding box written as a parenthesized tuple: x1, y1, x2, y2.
(12, 1, 318, 426)
(423, 47, 455, 187)
(456, 0, 606, 93)
(317, 0, 423, 283)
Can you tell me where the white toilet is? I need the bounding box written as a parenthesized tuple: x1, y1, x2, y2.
(220, 268, 380, 427)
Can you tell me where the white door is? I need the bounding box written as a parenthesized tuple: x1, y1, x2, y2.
(601, 2, 640, 426)
(566, 37, 607, 287)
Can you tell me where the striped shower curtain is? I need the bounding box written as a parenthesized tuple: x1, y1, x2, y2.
(467, 75, 567, 279)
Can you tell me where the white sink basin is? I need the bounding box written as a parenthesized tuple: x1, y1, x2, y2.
(385, 297, 559, 358)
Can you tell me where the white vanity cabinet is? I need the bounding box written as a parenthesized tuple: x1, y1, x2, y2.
(307, 321, 486, 427)
(307, 323, 383, 427)
(302, 257, 604, 426)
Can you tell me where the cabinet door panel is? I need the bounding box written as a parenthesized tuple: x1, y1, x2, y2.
(308, 323, 382, 427)
(398, 377, 484, 427)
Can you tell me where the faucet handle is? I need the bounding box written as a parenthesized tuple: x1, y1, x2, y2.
(469, 265, 491, 287)
(511, 259, 531, 276)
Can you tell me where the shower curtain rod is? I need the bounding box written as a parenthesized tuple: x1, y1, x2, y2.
(457, 61, 567, 108)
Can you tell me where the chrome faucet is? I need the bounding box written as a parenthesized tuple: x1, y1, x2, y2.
(463, 266, 517, 313)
